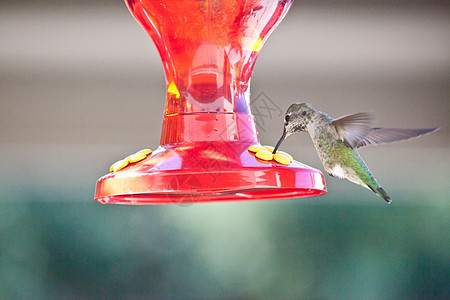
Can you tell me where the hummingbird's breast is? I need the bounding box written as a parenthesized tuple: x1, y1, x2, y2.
(304, 110, 381, 192)
(307, 118, 340, 173)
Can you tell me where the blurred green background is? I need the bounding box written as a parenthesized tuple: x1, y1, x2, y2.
(0, 0, 449, 298)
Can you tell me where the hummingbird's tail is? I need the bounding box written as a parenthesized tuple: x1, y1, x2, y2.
(368, 185, 391, 204)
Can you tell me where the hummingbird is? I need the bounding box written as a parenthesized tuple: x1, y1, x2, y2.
(273, 103, 439, 203)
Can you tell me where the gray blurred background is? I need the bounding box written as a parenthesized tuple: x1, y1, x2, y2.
(0, 0, 449, 298)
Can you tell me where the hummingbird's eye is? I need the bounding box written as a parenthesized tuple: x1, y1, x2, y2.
(302, 111, 307, 116)
(285, 115, 290, 122)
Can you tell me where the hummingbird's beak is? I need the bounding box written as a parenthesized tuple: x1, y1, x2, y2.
(273, 129, 287, 154)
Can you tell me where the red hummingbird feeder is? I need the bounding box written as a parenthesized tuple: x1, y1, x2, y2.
(94, 0, 326, 204)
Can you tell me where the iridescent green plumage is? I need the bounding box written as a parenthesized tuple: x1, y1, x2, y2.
(274, 103, 438, 203)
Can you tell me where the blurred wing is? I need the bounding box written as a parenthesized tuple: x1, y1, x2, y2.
(357, 127, 439, 148)
(331, 113, 374, 148)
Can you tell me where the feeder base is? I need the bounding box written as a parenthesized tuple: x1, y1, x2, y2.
(94, 142, 327, 205)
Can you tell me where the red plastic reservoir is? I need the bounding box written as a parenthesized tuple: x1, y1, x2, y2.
(94, 0, 326, 204)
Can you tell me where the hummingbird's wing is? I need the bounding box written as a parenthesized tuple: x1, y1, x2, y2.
(331, 113, 374, 148)
(356, 127, 439, 148)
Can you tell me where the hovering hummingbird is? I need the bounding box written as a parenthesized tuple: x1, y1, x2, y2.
(273, 103, 438, 203)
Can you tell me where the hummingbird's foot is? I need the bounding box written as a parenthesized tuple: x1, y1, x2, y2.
(109, 149, 153, 173)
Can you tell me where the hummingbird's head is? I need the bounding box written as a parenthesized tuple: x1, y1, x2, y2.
(273, 103, 314, 153)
